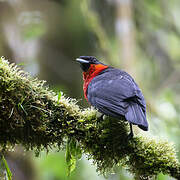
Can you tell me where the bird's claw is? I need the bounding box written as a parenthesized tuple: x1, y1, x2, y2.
(96, 113, 105, 123)
(127, 123, 134, 140)
(127, 131, 134, 140)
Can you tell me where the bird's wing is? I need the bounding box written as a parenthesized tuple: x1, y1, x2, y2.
(87, 68, 147, 129)
(87, 72, 134, 115)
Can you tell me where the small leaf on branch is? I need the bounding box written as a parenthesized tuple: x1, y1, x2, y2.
(65, 138, 82, 176)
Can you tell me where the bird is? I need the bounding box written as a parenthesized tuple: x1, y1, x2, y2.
(76, 56, 148, 138)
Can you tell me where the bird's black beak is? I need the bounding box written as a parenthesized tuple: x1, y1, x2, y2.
(76, 58, 89, 64)
(76, 58, 90, 72)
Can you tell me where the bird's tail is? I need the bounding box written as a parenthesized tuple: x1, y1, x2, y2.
(125, 103, 148, 131)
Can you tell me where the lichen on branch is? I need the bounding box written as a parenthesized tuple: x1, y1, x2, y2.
(0, 57, 179, 179)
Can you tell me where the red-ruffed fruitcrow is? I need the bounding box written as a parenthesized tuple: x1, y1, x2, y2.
(76, 56, 148, 137)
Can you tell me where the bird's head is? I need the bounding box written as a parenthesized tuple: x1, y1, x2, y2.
(76, 56, 105, 72)
(76, 56, 108, 99)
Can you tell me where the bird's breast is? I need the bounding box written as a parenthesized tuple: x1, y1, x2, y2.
(83, 65, 108, 101)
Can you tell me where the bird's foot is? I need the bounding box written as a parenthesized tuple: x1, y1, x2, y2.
(96, 113, 105, 123)
(127, 123, 134, 140)
(100, 114, 104, 120)
(127, 131, 134, 140)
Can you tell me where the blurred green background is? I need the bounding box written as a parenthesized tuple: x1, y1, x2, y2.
(0, 0, 180, 179)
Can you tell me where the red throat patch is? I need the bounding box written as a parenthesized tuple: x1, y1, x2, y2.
(83, 64, 108, 101)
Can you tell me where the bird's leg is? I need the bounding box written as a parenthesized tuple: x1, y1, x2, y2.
(127, 123, 134, 139)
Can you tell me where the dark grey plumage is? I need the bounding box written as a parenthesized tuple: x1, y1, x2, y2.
(87, 67, 148, 131)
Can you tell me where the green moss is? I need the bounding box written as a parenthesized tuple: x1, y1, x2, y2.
(0, 57, 179, 179)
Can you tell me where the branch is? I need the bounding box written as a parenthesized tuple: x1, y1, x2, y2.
(0, 57, 179, 179)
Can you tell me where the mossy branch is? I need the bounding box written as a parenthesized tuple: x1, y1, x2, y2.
(0, 57, 179, 179)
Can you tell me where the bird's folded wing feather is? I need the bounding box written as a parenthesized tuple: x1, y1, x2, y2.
(87, 68, 146, 116)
